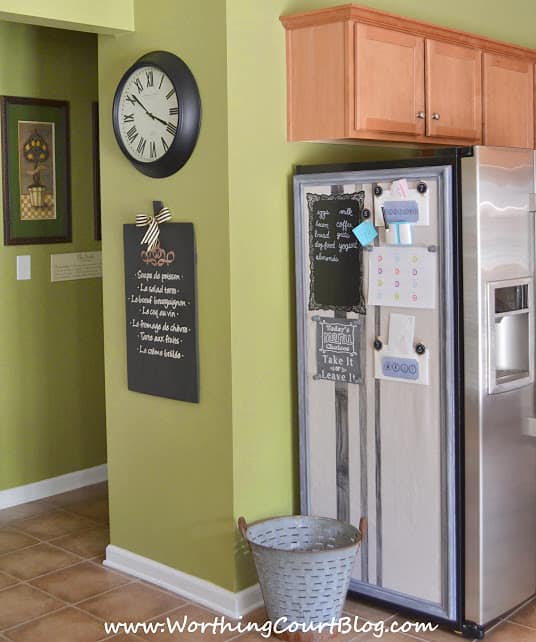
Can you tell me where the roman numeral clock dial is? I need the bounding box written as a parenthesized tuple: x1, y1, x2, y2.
(117, 65, 178, 161)
(112, 51, 201, 178)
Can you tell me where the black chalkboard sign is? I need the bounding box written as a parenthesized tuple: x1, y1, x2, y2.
(314, 317, 361, 384)
(307, 192, 365, 312)
(123, 223, 199, 402)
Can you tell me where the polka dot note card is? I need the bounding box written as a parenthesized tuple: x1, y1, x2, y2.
(367, 246, 437, 309)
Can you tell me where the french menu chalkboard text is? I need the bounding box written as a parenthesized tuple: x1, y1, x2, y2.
(307, 191, 365, 312)
(123, 223, 199, 403)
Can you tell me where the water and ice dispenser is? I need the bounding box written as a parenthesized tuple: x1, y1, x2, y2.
(488, 278, 534, 394)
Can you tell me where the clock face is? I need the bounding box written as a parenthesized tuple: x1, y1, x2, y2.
(112, 51, 201, 178)
(116, 64, 180, 164)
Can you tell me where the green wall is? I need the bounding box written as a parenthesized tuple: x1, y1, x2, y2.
(0, 22, 105, 491)
(99, 0, 536, 593)
(98, 0, 235, 590)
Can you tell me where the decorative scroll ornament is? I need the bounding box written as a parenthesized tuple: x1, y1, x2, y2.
(140, 241, 175, 267)
(136, 206, 172, 251)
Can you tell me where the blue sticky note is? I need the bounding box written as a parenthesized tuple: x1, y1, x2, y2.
(352, 220, 378, 246)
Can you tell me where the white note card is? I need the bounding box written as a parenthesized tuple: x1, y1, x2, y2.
(390, 178, 410, 199)
(51, 251, 102, 282)
(367, 246, 437, 309)
(388, 313, 415, 354)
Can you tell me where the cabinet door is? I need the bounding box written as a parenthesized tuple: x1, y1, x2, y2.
(483, 54, 534, 148)
(285, 21, 348, 141)
(354, 24, 425, 136)
(426, 40, 482, 140)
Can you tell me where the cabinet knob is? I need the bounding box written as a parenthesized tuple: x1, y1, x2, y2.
(432, 113, 441, 120)
(416, 111, 425, 119)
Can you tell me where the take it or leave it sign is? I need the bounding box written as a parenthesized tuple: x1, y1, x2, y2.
(314, 317, 361, 384)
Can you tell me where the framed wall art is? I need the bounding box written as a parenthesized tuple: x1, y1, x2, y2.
(1, 96, 71, 245)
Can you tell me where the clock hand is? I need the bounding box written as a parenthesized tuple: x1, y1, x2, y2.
(129, 95, 170, 128)
(130, 94, 153, 117)
(151, 113, 168, 127)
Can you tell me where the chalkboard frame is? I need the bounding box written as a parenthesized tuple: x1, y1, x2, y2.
(314, 315, 362, 384)
(123, 222, 199, 403)
(306, 190, 365, 313)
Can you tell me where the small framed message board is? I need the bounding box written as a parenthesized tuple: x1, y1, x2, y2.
(314, 316, 361, 384)
(307, 192, 365, 313)
(123, 223, 199, 402)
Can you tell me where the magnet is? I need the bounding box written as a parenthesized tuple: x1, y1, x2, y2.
(415, 343, 426, 355)
(373, 337, 383, 351)
(374, 185, 383, 197)
(362, 208, 371, 219)
(417, 181, 427, 194)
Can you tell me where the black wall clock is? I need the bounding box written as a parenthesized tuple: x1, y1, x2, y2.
(112, 51, 201, 178)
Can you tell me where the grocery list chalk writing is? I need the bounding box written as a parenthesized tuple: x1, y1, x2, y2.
(307, 191, 365, 313)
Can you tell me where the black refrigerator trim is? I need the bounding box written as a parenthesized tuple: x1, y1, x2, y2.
(295, 148, 469, 633)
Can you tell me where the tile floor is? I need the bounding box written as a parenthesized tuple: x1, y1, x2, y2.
(0, 483, 534, 641)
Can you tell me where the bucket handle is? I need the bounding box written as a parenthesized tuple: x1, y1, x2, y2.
(358, 516, 367, 542)
(238, 516, 251, 550)
(238, 516, 248, 540)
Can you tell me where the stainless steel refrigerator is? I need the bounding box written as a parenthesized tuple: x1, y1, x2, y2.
(292, 146, 536, 637)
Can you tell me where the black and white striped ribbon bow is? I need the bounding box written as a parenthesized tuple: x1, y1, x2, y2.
(136, 207, 172, 251)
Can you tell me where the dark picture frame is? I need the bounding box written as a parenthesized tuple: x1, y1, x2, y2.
(92, 101, 101, 240)
(1, 96, 71, 245)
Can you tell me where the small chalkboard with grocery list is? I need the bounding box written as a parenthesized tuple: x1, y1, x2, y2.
(307, 191, 365, 313)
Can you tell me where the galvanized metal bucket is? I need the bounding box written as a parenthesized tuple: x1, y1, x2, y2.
(238, 514, 366, 640)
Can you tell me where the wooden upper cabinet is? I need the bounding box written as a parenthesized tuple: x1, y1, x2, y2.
(285, 20, 349, 141)
(354, 24, 425, 137)
(280, 5, 536, 146)
(483, 54, 534, 148)
(425, 40, 482, 141)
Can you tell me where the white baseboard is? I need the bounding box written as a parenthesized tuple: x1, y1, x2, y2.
(0, 464, 108, 509)
(104, 544, 263, 619)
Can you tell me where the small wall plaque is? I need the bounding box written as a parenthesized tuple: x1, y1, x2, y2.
(314, 316, 361, 384)
(51, 251, 102, 282)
